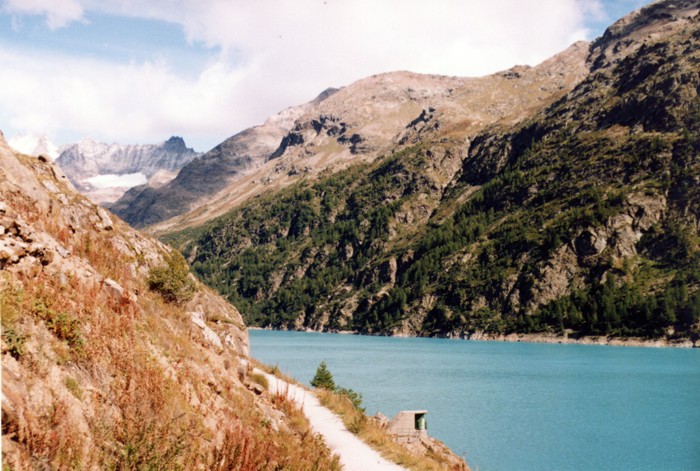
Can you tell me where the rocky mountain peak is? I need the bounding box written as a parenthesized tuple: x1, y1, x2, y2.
(588, 0, 699, 70)
(163, 135, 188, 152)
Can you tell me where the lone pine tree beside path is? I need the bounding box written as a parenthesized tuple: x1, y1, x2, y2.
(311, 361, 336, 390)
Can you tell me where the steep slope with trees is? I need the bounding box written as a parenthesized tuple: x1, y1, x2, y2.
(165, 0, 699, 344)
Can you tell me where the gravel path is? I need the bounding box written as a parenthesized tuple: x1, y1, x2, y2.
(261, 371, 407, 471)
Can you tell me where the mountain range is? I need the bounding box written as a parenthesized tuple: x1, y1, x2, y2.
(150, 0, 700, 343)
(112, 42, 590, 231)
(56, 136, 200, 204)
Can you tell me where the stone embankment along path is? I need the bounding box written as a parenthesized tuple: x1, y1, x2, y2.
(260, 370, 407, 471)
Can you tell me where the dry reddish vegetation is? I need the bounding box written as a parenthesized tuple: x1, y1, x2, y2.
(1, 146, 339, 469)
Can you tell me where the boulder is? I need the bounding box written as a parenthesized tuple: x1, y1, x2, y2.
(103, 278, 125, 299)
(190, 311, 224, 350)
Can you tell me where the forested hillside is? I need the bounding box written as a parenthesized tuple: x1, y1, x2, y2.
(165, 1, 700, 343)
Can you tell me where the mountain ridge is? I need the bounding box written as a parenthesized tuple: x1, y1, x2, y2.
(113, 40, 590, 231)
(162, 0, 700, 343)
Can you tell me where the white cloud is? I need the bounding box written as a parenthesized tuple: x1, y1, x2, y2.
(165, 0, 592, 78)
(1, 0, 601, 150)
(578, 0, 606, 22)
(0, 48, 251, 149)
(3, 0, 84, 29)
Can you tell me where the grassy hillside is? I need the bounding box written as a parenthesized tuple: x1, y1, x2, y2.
(1, 142, 339, 469)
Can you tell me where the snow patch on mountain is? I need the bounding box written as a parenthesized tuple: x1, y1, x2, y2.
(85, 172, 148, 189)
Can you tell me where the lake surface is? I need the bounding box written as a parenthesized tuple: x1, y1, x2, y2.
(249, 330, 700, 471)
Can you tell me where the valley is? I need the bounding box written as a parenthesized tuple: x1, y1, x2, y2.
(4, 1, 699, 469)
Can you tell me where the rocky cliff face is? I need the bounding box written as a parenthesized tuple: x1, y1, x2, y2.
(163, 0, 700, 343)
(0, 133, 338, 468)
(55, 136, 200, 204)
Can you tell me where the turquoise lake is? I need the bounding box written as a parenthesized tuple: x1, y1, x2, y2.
(249, 330, 700, 471)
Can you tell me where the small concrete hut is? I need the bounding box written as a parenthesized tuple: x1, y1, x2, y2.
(388, 410, 428, 442)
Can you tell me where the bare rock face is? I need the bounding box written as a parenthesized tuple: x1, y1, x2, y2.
(574, 229, 608, 258)
(528, 245, 583, 313)
(588, 0, 700, 70)
(186, 289, 249, 356)
(576, 193, 667, 263)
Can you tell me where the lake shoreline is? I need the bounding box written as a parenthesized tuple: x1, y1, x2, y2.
(247, 327, 698, 348)
(457, 331, 697, 348)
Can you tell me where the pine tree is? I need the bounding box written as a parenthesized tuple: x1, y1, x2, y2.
(311, 361, 336, 390)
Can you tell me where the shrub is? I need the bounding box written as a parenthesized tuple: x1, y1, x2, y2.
(65, 376, 83, 400)
(337, 387, 364, 412)
(251, 373, 269, 390)
(1, 282, 26, 359)
(311, 362, 363, 409)
(348, 414, 366, 434)
(147, 252, 196, 305)
(2, 328, 26, 359)
(33, 300, 83, 352)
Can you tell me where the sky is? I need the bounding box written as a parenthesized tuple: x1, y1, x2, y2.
(0, 0, 650, 152)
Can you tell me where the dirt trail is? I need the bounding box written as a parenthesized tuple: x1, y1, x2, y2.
(261, 371, 407, 471)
